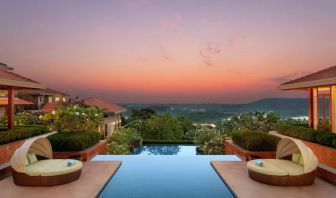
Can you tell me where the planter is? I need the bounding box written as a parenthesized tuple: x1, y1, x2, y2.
(129, 139, 143, 148)
(270, 131, 336, 185)
(224, 140, 276, 161)
(0, 132, 56, 165)
(53, 140, 107, 161)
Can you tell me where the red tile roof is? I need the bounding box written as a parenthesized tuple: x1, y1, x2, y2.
(39, 102, 62, 113)
(0, 98, 34, 105)
(82, 97, 126, 113)
(282, 65, 336, 85)
(0, 68, 45, 89)
(280, 65, 336, 90)
(0, 69, 40, 84)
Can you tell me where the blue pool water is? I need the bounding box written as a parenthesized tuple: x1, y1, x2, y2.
(93, 145, 240, 198)
(132, 144, 198, 155)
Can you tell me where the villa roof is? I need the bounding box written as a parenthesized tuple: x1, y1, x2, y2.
(280, 65, 336, 90)
(19, 88, 69, 96)
(0, 68, 45, 89)
(0, 97, 33, 105)
(82, 97, 126, 113)
(39, 102, 63, 113)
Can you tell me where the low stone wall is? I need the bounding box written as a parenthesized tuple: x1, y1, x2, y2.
(0, 132, 56, 165)
(225, 140, 276, 161)
(53, 140, 107, 161)
(0, 140, 24, 166)
(270, 131, 336, 169)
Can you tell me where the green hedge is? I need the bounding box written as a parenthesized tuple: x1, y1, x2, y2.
(143, 139, 194, 145)
(47, 131, 102, 151)
(0, 125, 50, 145)
(231, 131, 280, 151)
(276, 123, 336, 148)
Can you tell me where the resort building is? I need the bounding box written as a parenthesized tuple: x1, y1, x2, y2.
(0, 63, 45, 129)
(82, 97, 126, 137)
(18, 88, 69, 110)
(0, 97, 33, 118)
(280, 65, 336, 133)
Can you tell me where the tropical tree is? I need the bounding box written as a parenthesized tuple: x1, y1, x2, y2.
(131, 108, 156, 120)
(193, 127, 225, 154)
(142, 114, 183, 140)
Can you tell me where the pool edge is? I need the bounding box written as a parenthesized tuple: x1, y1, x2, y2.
(95, 161, 123, 198)
(210, 161, 238, 198)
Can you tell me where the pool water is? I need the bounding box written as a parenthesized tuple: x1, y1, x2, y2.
(132, 144, 198, 155)
(93, 145, 240, 198)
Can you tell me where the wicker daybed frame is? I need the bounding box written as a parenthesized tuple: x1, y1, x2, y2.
(248, 167, 316, 186)
(10, 137, 82, 186)
(12, 168, 82, 186)
(247, 138, 318, 186)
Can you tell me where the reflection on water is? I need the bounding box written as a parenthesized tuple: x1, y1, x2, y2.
(133, 145, 181, 155)
(133, 144, 197, 155)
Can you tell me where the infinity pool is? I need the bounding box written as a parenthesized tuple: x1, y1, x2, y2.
(132, 144, 197, 155)
(94, 145, 240, 198)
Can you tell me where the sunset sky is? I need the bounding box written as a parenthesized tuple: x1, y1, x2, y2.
(1, 0, 336, 103)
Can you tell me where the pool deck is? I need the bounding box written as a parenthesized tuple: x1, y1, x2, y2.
(211, 161, 336, 198)
(0, 161, 121, 198)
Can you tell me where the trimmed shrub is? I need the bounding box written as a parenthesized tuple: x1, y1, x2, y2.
(276, 123, 336, 148)
(47, 131, 101, 151)
(231, 131, 280, 151)
(193, 127, 225, 154)
(143, 139, 194, 144)
(42, 105, 104, 132)
(107, 128, 142, 154)
(315, 132, 334, 147)
(0, 125, 50, 145)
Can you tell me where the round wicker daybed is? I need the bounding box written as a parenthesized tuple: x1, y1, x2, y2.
(247, 137, 318, 186)
(10, 137, 83, 186)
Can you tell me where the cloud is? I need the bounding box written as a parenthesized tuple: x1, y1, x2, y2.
(161, 13, 183, 33)
(137, 57, 148, 62)
(227, 34, 248, 48)
(159, 45, 171, 62)
(199, 42, 221, 66)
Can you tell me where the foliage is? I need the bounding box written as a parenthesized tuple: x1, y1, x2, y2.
(0, 116, 7, 125)
(231, 131, 280, 151)
(281, 118, 309, 128)
(0, 125, 50, 145)
(193, 127, 225, 154)
(222, 112, 281, 134)
(142, 139, 194, 144)
(177, 116, 195, 133)
(141, 114, 183, 140)
(47, 131, 102, 151)
(127, 119, 144, 132)
(107, 141, 131, 155)
(276, 122, 336, 148)
(107, 128, 142, 154)
(14, 112, 41, 125)
(131, 108, 157, 120)
(42, 105, 104, 132)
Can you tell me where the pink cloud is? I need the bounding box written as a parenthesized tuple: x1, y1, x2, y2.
(199, 42, 221, 66)
(161, 13, 183, 33)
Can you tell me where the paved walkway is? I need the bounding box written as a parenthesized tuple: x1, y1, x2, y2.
(0, 161, 121, 198)
(211, 161, 336, 198)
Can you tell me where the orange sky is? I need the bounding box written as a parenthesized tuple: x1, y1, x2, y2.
(1, 1, 336, 103)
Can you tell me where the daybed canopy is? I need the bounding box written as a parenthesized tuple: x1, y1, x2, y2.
(276, 138, 318, 173)
(10, 137, 53, 173)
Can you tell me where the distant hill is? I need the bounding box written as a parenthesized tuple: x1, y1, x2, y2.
(120, 98, 313, 123)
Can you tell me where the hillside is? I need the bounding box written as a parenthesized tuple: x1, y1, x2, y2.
(120, 98, 311, 123)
